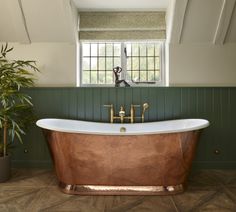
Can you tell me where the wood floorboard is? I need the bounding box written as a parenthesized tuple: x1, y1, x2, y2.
(0, 169, 236, 212)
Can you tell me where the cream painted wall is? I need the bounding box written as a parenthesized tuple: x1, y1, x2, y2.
(169, 43, 236, 86)
(1, 42, 77, 87)
(3, 42, 236, 87)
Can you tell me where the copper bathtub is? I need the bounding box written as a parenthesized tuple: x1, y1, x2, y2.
(36, 119, 209, 195)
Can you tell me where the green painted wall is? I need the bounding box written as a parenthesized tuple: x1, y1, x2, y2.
(12, 87, 236, 169)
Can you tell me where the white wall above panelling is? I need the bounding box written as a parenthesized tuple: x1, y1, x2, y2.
(73, 0, 170, 11)
(169, 43, 236, 86)
(1, 42, 77, 87)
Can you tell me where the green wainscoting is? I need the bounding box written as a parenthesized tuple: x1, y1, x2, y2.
(12, 87, 236, 169)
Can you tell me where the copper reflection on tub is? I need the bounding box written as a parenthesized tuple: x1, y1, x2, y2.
(43, 129, 200, 196)
(59, 182, 184, 195)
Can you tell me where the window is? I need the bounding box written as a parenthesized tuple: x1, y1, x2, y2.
(80, 41, 165, 86)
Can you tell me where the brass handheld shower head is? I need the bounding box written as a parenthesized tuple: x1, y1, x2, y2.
(143, 103, 149, 111)
(141, 103, 149, 122)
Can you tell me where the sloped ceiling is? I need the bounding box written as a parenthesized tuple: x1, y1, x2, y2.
(73, 0, 170, 11)
(0, 0, 236, 44)
(226, 1, 236, 43)
(0, 0, 77, 43)
(0, 0, 30, 42)
(168, 0, 236, 44)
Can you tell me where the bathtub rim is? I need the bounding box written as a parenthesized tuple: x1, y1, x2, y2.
(36, 118, 209, 136)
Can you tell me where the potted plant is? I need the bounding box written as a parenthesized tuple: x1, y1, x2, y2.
(0, 43, 39, 182)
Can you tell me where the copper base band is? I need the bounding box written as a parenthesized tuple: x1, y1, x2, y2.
(59, 182, 184, 195)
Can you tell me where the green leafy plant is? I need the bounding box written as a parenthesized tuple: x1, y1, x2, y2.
(0, 43, 39, 157)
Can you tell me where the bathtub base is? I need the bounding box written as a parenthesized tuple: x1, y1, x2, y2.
(59, 182, 184, 195)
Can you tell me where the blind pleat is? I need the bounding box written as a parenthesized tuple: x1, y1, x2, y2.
(79, 12, 166, 40)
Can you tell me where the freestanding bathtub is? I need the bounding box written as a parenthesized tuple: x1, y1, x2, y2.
(36, 118, 209, 195)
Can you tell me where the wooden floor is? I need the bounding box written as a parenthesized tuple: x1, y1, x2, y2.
(0, 169, 236, 211)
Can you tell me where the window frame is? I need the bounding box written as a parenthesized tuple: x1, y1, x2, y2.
(79, 40, 166, 87)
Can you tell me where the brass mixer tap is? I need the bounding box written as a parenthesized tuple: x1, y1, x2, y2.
(103, 103, 149, 123)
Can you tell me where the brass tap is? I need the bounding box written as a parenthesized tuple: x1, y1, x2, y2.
(103, 105, 126, 123)
(124, 104, 140, 123)
(104, 103, 149, 123)
(103, 104, 114, 123)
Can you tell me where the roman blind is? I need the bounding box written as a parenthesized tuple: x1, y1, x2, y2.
(79, 12, 166, 40)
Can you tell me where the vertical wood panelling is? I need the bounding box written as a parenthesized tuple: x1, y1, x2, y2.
(197, 88, 205, 116)
(125, 88, 134, 119)
(93, 88, 101, 121)
(85, 88, 93, 121)
(213, 88, 223, 161)
(68, 88, 77, 119)
(164, 88, 182, 120)
(61, 89, 69, 118)
(132, 88, 141, 105)
(101, 88, 109, 122)
(180, 88, 188, 118)
(171, 88, 181, 119)
(188, 88, 198, 117)
(109, 88, 117, 113)
(13, 87, 236, 169)
(163, 88, 172, 119)
(203, 88, 214, 162)
(77, 88, 85, 120)
(195, 88, 208, 161)
(148, 88, 158, 121)
(156, 88, 165, 121)
(116, 88, 125, 109)
(229, 88, 236, 161)
(219, 89, 228, 160)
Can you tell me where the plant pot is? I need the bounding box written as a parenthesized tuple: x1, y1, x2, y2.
(0, 155, 11, 182)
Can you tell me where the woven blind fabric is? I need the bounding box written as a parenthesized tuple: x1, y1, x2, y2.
(79, 12, 166, 40)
